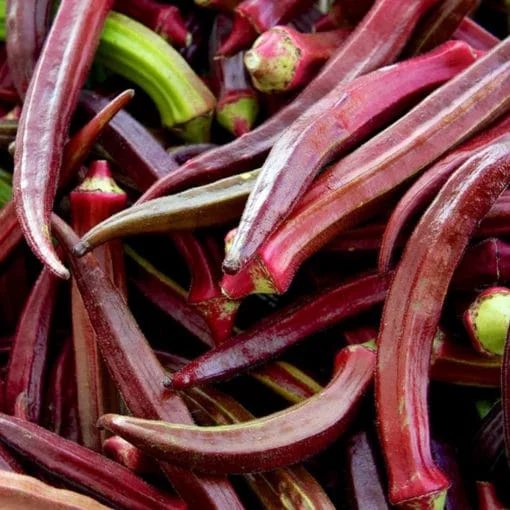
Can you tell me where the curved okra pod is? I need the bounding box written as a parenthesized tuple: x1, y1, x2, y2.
(139, 0, 442, 203)
(224, 41, 477, 273)
(0, 90, 134, 267)
(376, 141, 510, 508)
(169, 272, 389, 389)
(221, 37, 510, 297)
(5, 0, 52, 98)
(12, 0, 114, 279)
(99, 343, 375, 474)
(52, 217, 244, 509)
(96, 12, 216, 142)
(73, 169, 259, 254)
(378, 113, 510, 272)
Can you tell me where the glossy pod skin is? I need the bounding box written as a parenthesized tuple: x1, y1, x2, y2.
(453, 17, 500, 50)
(0, 89, 134, 267)
(376, 140, 510, 509)
(99, 343, 376, 474)
(52, 218, 244, 510)
(224, 40, 477, 273)
(73, 170, 259, 254)
(138, 0, 441, 204)
(169, 272, 389, 389)
(12, 0, 114, 279)
(222, 37, 510, 297)
(378, 113, 510, 271)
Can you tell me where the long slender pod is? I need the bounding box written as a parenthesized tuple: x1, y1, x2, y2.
(376, 141, 510, 508)
(13, 0, 114, 279)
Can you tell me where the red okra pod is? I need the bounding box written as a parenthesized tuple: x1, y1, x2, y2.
(169, 272, 389, 389)
(343, 430, 390, 509)
(339, 0, 375, 24)
(52, 218, 244, 509)
(0, 471, 110, 509)
(99, 343, 375, 474)
(139, 0, 442, 204)
(223, 37, 510, 297)
(0, 413, 186, 510)
(244, 25, 351, 94)
(4, 267, 60, 423)
(376, 141, 510, 508)
(114, 0, 191, 47)
(12, 0, 114, 279)
(70, 161, 127, 451)
(0, 89, 133, 268)
(379, 113, 510, 272)
(224, 41, 477, 274)
(453, 17, 500, 50)
(5, 0, 51, 98)
(403, 0, 478, 56)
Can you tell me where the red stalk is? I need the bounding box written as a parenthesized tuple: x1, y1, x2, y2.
(453, 17, 500, 50)
(0, 413, 186, 510)
(224, 41, 477, 274)
(139, 0, 442, 204)
(12, 0, 114, 279)
(114, 0, 191, 47)
(4, 267, 60, 423)
(223, 39, 510, 297)
(99, 343, 375, 474)
(216, 13, 258, 57)
(52, 217, 244, 509)
(376, 142, 510, 508)
(378, 113, 510, 272)
(170, 272, 389, 389)
(5, 0, 52, 98)
(70, 160, 127, 451)
(244, 26, 351, 94)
